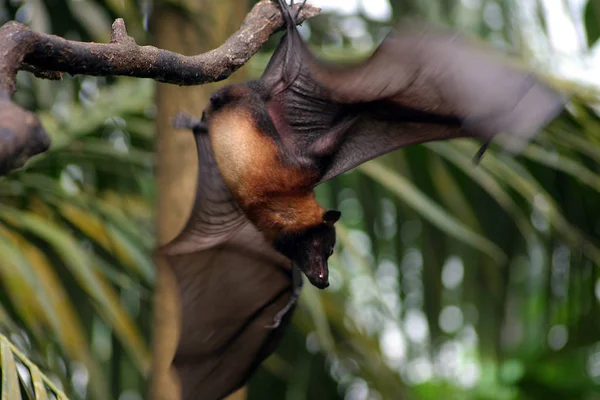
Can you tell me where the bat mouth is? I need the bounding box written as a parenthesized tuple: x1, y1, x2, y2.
(306, 267, 329, 289)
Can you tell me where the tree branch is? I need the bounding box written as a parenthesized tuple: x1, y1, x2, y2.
(0, 0, 320, 176)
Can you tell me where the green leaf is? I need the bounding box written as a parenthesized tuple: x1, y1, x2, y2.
(427, 141, 544, 262)
(549, 130, 600, 165)
(34, 79, 154, 152)
(0, 230, 48, 343)
(427, 154, 481, 231)
(585, 0, 600, 48)
(0, 334, 69, 399)
(454, 140, 600, 266)
(0, 206, 151, 375)
(29, 365, 49, 400)
(0, 227, 109, 399)
(5, 174, 155, 284)
(522, 143, 600, 192)
(1, 337, 20, 400)
(359, 160, 507, 264)
(56, 202, 155, 284)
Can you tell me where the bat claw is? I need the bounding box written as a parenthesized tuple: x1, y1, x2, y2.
(265, 316, 283, 329)
(172, 112, 208, 134)
(295, 0, 307, 20)
(472, 140, 491, 165)
(265, 302, 293, 329)
(265, 281, 301, 329)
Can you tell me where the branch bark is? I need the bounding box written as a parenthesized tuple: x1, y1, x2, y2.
(0, 0, 319, 176)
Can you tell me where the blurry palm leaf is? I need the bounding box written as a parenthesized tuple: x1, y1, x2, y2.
(452, 139, 600, 265)
(0, 78, 155, 400)
(521, 143, 600, 193)
(34, 79, 153, 150)
(0, 205, 151, 371)
(426, 141, 540, 250)
(585, 0, 600, 47)
(359, 160, 507, 263)
(1, 334, 69, 399)
(15, 174, 154, 283)
(0, 226, 108, 399)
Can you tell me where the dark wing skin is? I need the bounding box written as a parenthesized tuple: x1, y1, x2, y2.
(263, 0, 565, 183)
(160, 119, 294, 400)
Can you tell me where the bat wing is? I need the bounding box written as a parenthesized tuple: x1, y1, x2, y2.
(162, 122, 246, 254)
(160, 126, 294, 400)
(263, 2, 565, 183)
(164, 226, 294, 400)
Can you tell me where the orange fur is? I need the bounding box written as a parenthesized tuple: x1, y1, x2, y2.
(208, 104, 324, 238)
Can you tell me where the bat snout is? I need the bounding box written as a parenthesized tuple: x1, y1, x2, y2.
(307, 266, 329, 289)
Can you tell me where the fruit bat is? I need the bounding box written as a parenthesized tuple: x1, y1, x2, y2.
(159, 1, 565, 399)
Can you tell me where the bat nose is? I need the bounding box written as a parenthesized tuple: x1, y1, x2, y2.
(309, 268, 329, 289)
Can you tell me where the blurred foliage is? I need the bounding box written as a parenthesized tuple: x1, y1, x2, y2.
(0, 333, 69, 399)
(0, 2, 156, 398)
(0, 0, 599, 400)
(0, 76, 156, 399)
(586, 0, 600, 47)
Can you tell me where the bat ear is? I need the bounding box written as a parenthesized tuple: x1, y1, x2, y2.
(323, 210, 341, 226)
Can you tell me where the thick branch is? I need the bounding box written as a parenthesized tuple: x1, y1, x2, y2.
(0, 1, 320, 176)
(1, 1, 319, 92)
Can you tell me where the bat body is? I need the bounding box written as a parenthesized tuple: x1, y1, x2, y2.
(201, 85, 341, 291)
(161, 1, 565, 399)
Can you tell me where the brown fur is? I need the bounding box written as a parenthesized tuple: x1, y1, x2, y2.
(207, 104, 324, 239)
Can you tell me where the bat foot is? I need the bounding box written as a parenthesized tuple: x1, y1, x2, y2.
(265, 317, 282, 330)
(266, 265, 303, 329)
(266, 296, 296, 329)
(295, 0, 307, 20)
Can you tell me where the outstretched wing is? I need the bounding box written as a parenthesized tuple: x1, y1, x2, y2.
(262, 1, 565, 183)
(160, 118, 294, 400)
(162, 115, 246, 254)
(164, 225, 294, 400)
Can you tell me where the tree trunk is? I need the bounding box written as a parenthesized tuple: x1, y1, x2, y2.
(150, 1, 249, 399)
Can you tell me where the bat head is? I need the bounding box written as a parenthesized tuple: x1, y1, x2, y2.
(274, 210, 341, 289)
